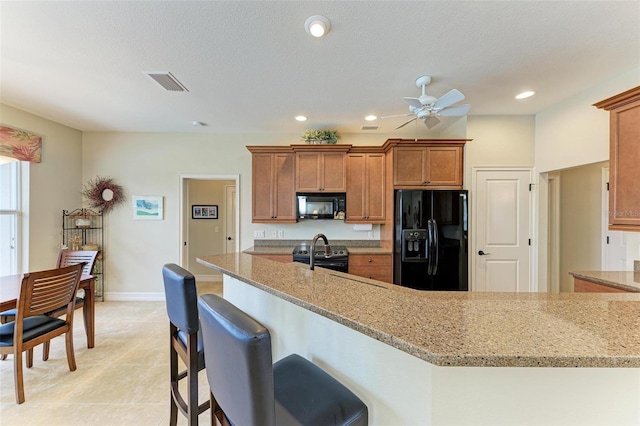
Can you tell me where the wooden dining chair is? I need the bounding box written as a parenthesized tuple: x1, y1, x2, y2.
(42, 250, 99, 360)
(0, 263, 84, 404)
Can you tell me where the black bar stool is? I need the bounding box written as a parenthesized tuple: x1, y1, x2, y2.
(162, 264, 210, 425)
(197, 293, 368, 426)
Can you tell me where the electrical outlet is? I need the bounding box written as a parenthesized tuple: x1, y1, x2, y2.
(271, 230, 277, 238)
(277, 229, 284, 238)
(254, 230, 265, 238)
(214, 226, 219, 233)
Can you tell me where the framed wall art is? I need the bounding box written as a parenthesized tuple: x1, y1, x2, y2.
(192, 205, 218, 219)
(133, 195, 163, 220)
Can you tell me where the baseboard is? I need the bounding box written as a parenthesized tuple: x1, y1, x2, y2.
(104, 292, 165, 302)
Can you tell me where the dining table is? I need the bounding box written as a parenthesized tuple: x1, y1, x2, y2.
(0, 273, 96, 348)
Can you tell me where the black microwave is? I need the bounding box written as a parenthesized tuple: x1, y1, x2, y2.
(296, 193, 346, 220)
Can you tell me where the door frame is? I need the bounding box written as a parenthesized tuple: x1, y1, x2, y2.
(470, 166, 536, 292)
(179, 173, 240, 271)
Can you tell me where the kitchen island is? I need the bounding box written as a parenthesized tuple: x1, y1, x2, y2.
(197, 253, 640, 425)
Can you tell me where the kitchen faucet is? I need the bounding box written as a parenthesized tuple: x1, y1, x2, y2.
(310, 233, 332, 270)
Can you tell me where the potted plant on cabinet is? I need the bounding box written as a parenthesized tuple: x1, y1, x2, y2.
(301, 129, 340, 144)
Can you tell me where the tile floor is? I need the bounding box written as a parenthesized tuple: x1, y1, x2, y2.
(0, 281, 222, 425)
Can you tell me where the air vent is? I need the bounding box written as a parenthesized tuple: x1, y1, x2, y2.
(361, 125, 379, 131)
(146, 72, 188, 92)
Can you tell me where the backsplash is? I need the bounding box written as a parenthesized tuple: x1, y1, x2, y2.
(254, 239, 381, 248)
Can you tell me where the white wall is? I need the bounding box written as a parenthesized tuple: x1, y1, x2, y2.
(535, 67, 640, 173)
(0, 104, 83, 272)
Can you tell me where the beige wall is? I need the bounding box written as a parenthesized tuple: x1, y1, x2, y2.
(559, 162, 606, 291)
(0, 104, 83, 272)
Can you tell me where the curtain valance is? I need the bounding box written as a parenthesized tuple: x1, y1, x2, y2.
(0, 125, 42, 163)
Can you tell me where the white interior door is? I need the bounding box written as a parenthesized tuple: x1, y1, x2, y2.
(473, 168, 532, 292)
(225, 185, 236, 254)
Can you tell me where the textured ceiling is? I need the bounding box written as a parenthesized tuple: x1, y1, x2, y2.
(1, 1, 639, 135)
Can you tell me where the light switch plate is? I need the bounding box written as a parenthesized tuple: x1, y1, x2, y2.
(254, 230, 265, 238)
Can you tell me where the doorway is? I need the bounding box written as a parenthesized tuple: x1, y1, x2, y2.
(180, 174, 239, 281)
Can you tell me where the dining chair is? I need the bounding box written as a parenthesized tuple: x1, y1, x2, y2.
(0, 263, 84, 404)
(41, 250, 99, 360)
(162, 263, 210, 426)
(197, 293, 369, 426)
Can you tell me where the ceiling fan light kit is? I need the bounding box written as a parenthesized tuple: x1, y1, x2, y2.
(305, 15, 331, 37)
(383, 75, 471, 130)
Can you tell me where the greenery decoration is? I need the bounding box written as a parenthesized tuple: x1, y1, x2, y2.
(301, 129, 340, 144)
(82, 176, 125, 214)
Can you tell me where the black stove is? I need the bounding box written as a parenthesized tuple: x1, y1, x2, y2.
(292, 245, 349, 272)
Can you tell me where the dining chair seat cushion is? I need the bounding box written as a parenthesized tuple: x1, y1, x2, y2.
(45, 296, 84, 316)
(273, 354, 369, 426)
(0, 309, 17, 317)
(0, 315, 66, 346)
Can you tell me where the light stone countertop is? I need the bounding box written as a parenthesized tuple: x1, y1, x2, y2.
(197, 253, 640, 368)
(570, 270, 640, 292)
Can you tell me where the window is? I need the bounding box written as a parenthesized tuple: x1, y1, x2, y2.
(0, 161, 20, 276)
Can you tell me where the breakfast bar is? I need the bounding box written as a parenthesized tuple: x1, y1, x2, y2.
(198, 253, 640, 425)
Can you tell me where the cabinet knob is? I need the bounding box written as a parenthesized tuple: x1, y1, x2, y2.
(368, 259, 372, 263)
(423, 180, 431, 185)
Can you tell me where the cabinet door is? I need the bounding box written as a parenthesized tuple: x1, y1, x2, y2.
(425, 146, 462, 186)
(321, 153, 346, 192)
(394, 147, 426, 186)
(364, 153, 386, 221)
(609, 99, 640, 229)
(346, 154, 366, 219)
(296, 152, 322, 192)
(272, 153, 296, 221)
(346, 153, 385, 222)
(252, 153, 275, 221)
(252, 152, 296, 222)
(296, 152, 346, 192)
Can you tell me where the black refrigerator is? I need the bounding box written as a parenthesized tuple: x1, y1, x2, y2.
(394, 189, 468, 291)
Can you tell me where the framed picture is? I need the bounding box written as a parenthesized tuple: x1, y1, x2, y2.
(133, 195, 164, 220)
(192, 205, 218, 219)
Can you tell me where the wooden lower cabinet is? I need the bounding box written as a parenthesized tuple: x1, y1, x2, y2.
(573, 277, 632, 293)
(252, 254, 292, 263)
(349, 254, 392, 283)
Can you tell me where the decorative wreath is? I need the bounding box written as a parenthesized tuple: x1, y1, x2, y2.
(82, 176, 125, 214)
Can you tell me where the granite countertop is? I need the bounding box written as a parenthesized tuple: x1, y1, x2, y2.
(570, 271, 640, 292)
(197, 253, 640, 368)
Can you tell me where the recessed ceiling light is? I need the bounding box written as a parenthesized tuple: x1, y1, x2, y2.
(305, 15, 331, 38)
(515, 91, 535, 100)
(295, 115, 308, 122)
(364, 115, 377, 121)
(192, 121, 207, 127)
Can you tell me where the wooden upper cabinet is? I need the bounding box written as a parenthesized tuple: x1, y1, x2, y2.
(346, 152, 385, 223)
(594, 86, 640, 231)
(295, 150, 347, 192)
(393, 145, 463, 188)
(248, 148, 296, 223)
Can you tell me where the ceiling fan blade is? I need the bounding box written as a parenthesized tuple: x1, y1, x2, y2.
(381, 113, 413, 119)
(438, 104, 471, 116)
(395, 116, 418, 130)
(424, 116, 440, 129)
(403, 97, 423, 109)
(433, 89, 465, 109)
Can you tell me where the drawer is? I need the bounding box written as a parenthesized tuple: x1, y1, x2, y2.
(349, 254, 392, 267)
(349, 264, 392, 283)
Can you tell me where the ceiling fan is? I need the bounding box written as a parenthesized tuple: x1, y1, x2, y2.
(384, 75, 470, 129)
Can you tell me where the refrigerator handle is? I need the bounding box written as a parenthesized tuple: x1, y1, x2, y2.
(426, 221, 432, 275)
(427, 220, 435, 275)
(432, 219, 439, 275)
